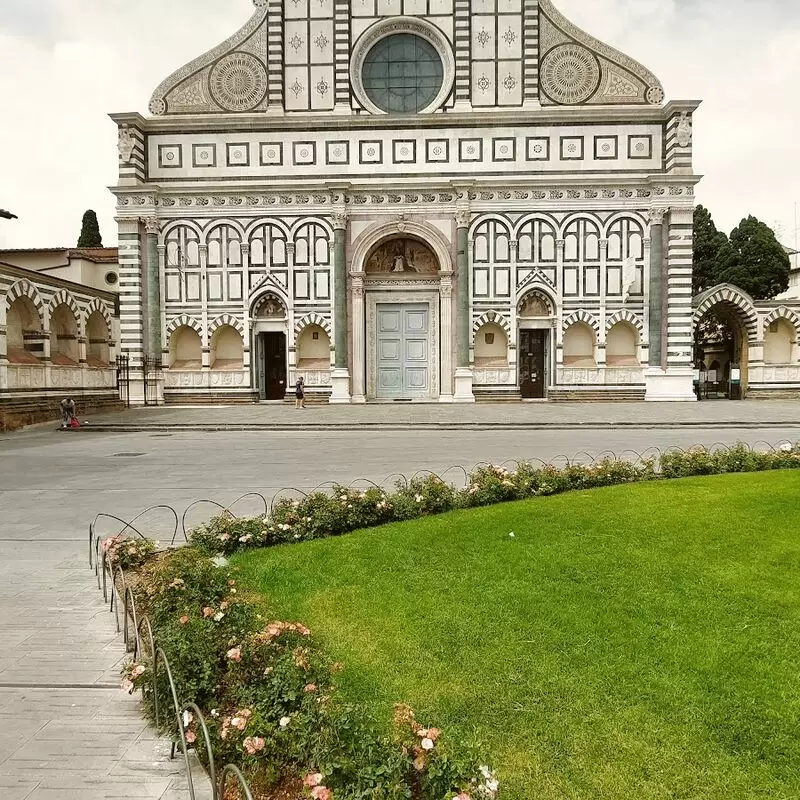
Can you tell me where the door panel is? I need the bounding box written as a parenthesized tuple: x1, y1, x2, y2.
(520, 330, 547, 399)
(263, 332, 287, 400)
(377, 304, 430, 399)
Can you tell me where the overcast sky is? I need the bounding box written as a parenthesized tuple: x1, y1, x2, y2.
(0, 0, 798, 253)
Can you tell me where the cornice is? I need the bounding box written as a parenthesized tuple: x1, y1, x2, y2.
(109, 101, 700, 135)
(112, 178, 699, 219)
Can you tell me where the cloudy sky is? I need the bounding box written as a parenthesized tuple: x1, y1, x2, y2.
(0, 0, 798, 252)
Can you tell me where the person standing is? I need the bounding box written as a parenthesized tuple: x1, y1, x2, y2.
(295, 376, 306, 409)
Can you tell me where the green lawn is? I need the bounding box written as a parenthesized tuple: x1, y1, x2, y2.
(234, 473, 800, 800)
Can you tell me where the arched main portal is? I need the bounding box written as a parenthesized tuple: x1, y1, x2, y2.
(351, 222, 453, 403)
(693, 302, 751, 400)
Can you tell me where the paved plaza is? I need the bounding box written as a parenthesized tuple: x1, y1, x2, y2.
(1, 408, 799, 799)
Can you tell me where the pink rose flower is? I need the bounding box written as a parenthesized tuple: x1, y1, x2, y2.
(179, 615, 189, 625)
(304, 773, 323, 788)
(310, 787, 332, 800)
(304, 683, 317, 693)
(202, 607, 215, 619)
(227, 647, 242, 662)
(243, 736, 265, 754)
(185, 730, 197, 744)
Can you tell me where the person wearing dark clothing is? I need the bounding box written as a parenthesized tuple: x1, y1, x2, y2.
(295, 377, 306, 409)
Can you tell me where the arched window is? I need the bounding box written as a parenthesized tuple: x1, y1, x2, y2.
(606, 322, 639, 367)
(249, 224, 288, 269)
(86, 311, 110, 366)
(7, 296, 42, 362)
(606, 217, 646, 297)
(764, 319, 795, 364)
(165, 226, 201, 269)
(170, 327, 202, 369)
(207, 226, 242, 268)
(211, 326, 244, 370)
(50, 304, 80, 365)
(296, 325, 331, 369)
(563, 323, 597, 367)
(474, 323, 509, 368)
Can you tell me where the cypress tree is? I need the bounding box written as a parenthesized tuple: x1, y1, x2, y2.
(77, 210, 103, 248)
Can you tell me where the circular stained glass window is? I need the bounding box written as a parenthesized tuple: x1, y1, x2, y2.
(362, 33, 444, 114)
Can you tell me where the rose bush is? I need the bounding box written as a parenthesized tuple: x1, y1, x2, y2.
(120, 543, 497, 799)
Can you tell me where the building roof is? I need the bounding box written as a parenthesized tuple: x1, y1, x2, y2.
(0, 247, 119, 264)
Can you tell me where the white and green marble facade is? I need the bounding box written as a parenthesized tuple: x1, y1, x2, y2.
(112, 0, 704, 404)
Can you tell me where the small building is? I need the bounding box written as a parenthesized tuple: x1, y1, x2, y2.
(0, 248, 121, 429)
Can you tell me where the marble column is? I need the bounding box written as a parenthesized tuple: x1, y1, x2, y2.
(454, 209, 475, 402)
(647, 209, 665, 368)
(330, 212, 351, 403)
(143, 218, 162, 360)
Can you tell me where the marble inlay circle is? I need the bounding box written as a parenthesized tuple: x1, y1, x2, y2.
(540, 44, 600, 105)
(209, 53, 268, 112)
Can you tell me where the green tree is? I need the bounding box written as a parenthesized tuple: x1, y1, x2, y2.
(715, 216, 790, 300)
(77, 210, 103, 248)
(692, 205, 729, 294)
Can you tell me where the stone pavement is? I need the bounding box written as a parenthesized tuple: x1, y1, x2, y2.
(70, 399, 800, 432)
(0, 520, 211, 797)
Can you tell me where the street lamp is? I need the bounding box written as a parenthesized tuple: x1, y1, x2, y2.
(0, 209, 18, 220)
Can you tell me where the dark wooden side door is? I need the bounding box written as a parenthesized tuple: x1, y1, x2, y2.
(519, 330, 546, 399)
(263, 333, 287, 400)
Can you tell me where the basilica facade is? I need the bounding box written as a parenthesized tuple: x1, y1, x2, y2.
(112, 0, 701, 404)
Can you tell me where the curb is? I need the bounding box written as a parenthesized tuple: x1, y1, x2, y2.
(76, 421, 800, 433)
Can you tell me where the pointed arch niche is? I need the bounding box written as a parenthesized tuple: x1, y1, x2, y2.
(517, 289, 557, 398)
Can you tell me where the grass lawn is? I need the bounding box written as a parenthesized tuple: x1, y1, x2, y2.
(233, 473, 800, 800)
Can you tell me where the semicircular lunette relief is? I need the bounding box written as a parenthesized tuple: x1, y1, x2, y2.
(540, 43, 601, 105)
(209, 52, 269, 113)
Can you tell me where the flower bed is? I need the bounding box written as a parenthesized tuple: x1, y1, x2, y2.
(118, 546, 497, 800)
(189, 444, 800, 558)
(113, 442, 800, 800)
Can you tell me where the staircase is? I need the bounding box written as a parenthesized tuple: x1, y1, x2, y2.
(548, 387, 646, 402)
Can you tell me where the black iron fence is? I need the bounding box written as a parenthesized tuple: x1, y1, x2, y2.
(115, 355, 131, 408)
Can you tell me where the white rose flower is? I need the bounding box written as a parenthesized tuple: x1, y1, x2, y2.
(279, 716, 291, 728)
(421, 737, 434, 751)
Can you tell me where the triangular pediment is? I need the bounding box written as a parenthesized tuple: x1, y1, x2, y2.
(148, 0, 665, 116)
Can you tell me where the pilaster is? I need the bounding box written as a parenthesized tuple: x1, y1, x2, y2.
(333, 0, 351, 113)
(266, 0, 285, 112)
(439, 273, 455, 402)
(199, 244, 210, 370)
(143, 217, 162, 360)
(330, 211, 351, 403)
(522, 0, 541, 109)
(241, 243, 252, 372)
(454, 208, 474, 402)
(453, 0, 472, 111)
(350, 274, 366, 403)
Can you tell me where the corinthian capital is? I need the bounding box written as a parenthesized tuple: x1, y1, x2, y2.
(332, 212, 349, 231)
(648, 208, 667, 225)
(142, 217, 160, 236)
